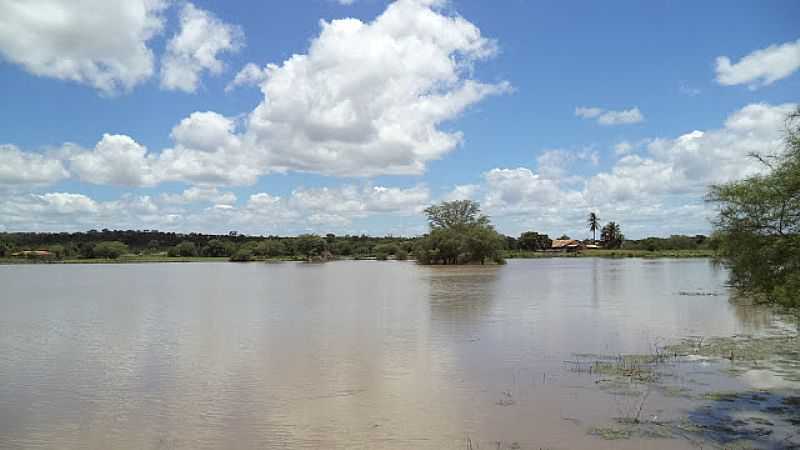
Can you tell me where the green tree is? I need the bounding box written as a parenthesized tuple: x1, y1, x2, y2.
(168, 241, 197, 257)
(587, 212, 600, 242)
(518, 231, 552, 251)
(295, 234, 327, 260)
(601, 222, 623, 249)
(93, 241, 129, 259)
(0, 239, 12, 257)
(48, 244, 66, 259)
(709, 108, 800, 306)
(254, 240, 286, 258)
(424, 200, 490, 229)
(229, 248, 254, 262)
(202, 239, 233, 257)
(416, 200, 505, 265)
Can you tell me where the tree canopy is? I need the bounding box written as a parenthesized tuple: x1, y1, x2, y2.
(709, 108, 800, 307)
(416, 200, 505, 265)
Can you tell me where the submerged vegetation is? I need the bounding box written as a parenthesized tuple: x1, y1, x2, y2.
(710, 108, 800, 307)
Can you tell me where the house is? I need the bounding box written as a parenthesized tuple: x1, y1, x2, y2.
(550, 239, 585, 252)
(10, 250, 52, 258)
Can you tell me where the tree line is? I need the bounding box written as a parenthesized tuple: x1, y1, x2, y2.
(0, 219, 714, 262)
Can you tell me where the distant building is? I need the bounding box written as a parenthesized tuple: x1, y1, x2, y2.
(550, 239, 585, 252)
(10, 250, 52, 257)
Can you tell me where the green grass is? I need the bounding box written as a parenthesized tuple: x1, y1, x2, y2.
(503, 249, 716, 259)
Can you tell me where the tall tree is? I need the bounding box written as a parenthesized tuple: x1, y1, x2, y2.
(416, 200, 504, 265)
(424, 200, 489, 229)
(601, 222, 623, 248)
(587, 212, 600, 242)
(709, 108, 800, 306)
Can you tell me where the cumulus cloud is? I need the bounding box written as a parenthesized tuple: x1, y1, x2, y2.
(576, 106, 644, 125)
(2, 0, 507, 190)
(614, 141, 633, 155)
(225, 63, 268, 91)
(0, 182, 432, 234)
(69, 134, 159, 186)
(482, 102, 795, 238)
(159, 186, 237, 206)
(0, 145, 69, 187)
(243, 0, 509, 176)
(443, 184, 480, 201)
(161, 3, 244, 92)
(0, 0, 167, 94)
(716, 38, 800, 89)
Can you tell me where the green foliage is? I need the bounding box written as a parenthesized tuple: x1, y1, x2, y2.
(601, 222, 624, 249)
(229, 248, 254, 262)
(0, 239, 13, 257)
(709, 108, 800, 307)
(423, 200, 489, 229)
(395, 249, 409, 260)
(168, 241, 198, 257)
(201, 239, 234, 257)
(518, 231, 551, 251)
(587, 212, 600, 241)
(295, 234, 327, 259)
(48, 244, 66, 259)
(416, 200, 504, 265)
(253, 240, 286, 258)
(93, 241, 129, 259)
(624, 235, 709, 252)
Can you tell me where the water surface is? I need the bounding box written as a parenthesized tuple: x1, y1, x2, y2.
(0, 259, 777, 449)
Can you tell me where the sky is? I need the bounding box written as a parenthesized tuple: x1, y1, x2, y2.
(1, 0, 799, 239)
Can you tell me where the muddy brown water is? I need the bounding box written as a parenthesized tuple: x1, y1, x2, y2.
(0, 259, 793, 449)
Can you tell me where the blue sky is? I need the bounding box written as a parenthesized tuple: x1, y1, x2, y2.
(1, 0, 798, 238)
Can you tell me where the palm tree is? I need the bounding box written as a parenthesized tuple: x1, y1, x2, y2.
(587, 212, 599, 242)
(601, 221, 623, 248)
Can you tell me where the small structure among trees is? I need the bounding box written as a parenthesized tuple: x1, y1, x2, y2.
(415, 200, 505, 265)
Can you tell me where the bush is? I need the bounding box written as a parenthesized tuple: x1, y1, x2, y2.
(93, 241, 129, 259)
(395, 249, 408, 260)
(229, 248, 254, 262)
(168, 241, 198, 257)
(201, 239, 233, 257)
(254, 240, 286, 258)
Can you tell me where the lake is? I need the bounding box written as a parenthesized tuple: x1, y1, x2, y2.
(0, 259, 793, 449)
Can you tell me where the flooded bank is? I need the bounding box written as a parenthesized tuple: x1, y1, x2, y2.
(0, 259, 797, 449)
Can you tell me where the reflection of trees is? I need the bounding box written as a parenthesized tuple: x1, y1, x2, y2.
(728, 293, 777, 332)
(425, 266, 501, 324)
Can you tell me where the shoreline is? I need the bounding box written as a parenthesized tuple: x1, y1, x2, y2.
(0, 249, 716, 265)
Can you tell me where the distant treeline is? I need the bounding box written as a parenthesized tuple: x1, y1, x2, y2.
(0, 229, 713, 261)
(0, 230, 416, 261)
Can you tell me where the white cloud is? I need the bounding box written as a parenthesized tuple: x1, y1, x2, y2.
(536, 148, 598, 180)
(2, 0, 507, 190)
(0, 0, 167, 94)
(337, 0, 357, 5)
(69, 134, 158, 186)
(614, 141, 633, 156)
(161, 3, 244, 92)
(483, 102, 795, 238)
(716, 38, 800, 89)
(225, 63, 268, 91)
(574, 107, 603, 119)
(0, 145, 69, 187)
(157, 111, 260, 185)
(443, 184, 480, 201)
(159, 186, 237, 205)
(679, 82, 701, 97)
(244, 0, 509, 176)
(575, 106, 644, 125)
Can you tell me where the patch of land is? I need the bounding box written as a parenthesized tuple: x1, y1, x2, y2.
(504, 249, 716, 259)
